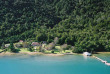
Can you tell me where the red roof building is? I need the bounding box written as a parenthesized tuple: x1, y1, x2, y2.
(31, 42, 40, 46)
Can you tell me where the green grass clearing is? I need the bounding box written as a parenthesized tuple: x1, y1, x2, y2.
(19, 48, 31, 52)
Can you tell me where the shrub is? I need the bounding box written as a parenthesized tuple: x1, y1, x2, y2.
(41, 49, 45, 53)
(61, 44, 68, 52)
(28, 47, 33, 52)
(15, 43, 22, 48)
(51, 50, 54, 53)
(9, 42, 16, 52)
(72, 47, 84, 53)
(66, 45, 71, 50)
(4, 48, 8, 52)
(22, 42, 30, 48)
(48, 42, 55, 50)
(54, 37, 59, 45)
(1, 42, 5, 49)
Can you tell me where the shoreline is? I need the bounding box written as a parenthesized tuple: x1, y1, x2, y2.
(96, 52, 110, 54)
(0, 52, 65, 56)
(0, 52, 110, 57)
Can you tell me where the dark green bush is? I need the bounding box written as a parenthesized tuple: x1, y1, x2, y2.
(51, 50, 54, 53)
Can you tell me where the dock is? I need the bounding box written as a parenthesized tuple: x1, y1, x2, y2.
(93, 55, 110, 66)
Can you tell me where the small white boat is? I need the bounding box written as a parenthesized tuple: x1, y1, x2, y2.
(83, 52, 92, 56)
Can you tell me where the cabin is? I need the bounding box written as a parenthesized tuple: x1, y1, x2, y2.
(31, 42, 40, 46)
(19, 40, 23, 43)
(5, 44, 10, 48)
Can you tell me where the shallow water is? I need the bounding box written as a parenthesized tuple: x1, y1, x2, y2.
(95, 53, 110, 63)
(0, 54, 110, 74)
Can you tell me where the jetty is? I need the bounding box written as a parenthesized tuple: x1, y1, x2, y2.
(105, 63, 110, 66)
(93, 55, 110, 66)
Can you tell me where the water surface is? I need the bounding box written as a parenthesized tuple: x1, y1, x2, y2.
(0, 54, 110, 74)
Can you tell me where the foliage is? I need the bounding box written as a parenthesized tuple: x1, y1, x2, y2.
(72, 47, 84, 53)
(39, 45, 42, 52)
(1, 42, 5, 49)
(54, 37, 59, 45)
(22, 42, 30, 48)
(47, 42, 55, 50)
(61, 44, 68, 52)
(66, 45, 71, 50)
(9, 42, 16, 52)
(28, 46, 33, 52)
(15, 43, 22, 48)
(41, 49, 45, 53)
(0, 0, 110, 52)
(51, 50, 54, 53)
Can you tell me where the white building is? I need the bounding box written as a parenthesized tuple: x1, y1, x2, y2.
(83, 52, 91, 56)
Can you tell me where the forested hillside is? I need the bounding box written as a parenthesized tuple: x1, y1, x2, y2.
(0, 0, 110, 52)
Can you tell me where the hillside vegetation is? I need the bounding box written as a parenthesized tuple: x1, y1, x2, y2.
(0, 0, 110, 52)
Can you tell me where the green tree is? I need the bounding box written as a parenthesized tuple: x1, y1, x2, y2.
(9, 42, 16, 52)
(1, 42, 5, 49)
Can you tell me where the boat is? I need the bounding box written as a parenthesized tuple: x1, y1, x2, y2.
(83, 52, 92, 56)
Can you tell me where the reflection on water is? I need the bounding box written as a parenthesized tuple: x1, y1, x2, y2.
(83, 55, 88, 60)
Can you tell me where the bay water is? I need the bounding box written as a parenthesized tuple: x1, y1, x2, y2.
(0, 54, 110, 74)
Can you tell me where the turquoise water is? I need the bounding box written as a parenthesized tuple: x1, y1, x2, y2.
(95, 53, 110, 63)
(0, 54, 110, 74)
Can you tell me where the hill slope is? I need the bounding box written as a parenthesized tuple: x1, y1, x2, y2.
(0, 0, 110, 52)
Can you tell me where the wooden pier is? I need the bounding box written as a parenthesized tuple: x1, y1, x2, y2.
(93, 55, 110, 66)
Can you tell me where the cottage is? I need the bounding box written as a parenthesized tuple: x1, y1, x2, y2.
(31, 42, 40, 46)
(5, 44, 10, 48)
(19, 40, 23, 43)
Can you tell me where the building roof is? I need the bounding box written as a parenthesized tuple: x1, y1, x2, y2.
(31, 42, 40, 46)
(19, 40, 23, 42)
(5, 44, 10, 48)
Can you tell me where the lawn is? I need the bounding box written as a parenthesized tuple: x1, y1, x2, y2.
(0, 49, 3, 52)
(19, 48, 31, 52)
(44, 50, 52, 54)
(55, 46, 61, 50)
(44, 45, 72, 54)
(65, 50, 72, 53)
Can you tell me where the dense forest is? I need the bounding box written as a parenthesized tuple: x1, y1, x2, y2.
(0, 0, 110, 52)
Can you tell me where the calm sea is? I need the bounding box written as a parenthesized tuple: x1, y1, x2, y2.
(0, 54, 110, 74)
